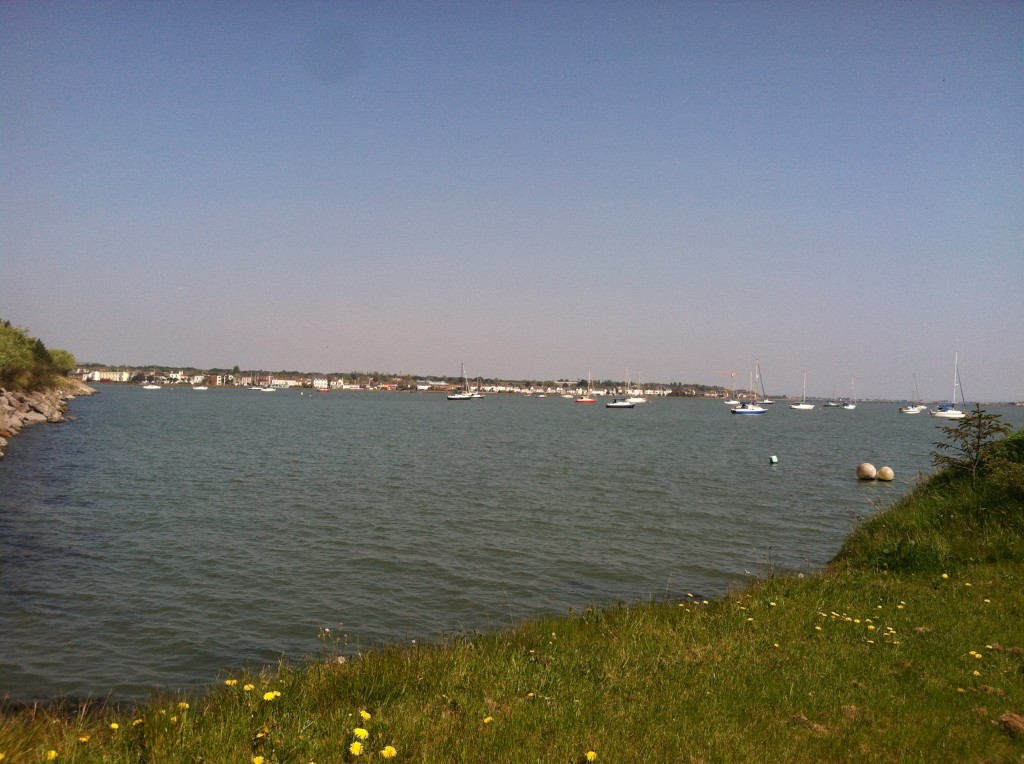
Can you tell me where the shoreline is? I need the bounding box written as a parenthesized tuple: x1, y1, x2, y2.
(0, 378, 96, 459)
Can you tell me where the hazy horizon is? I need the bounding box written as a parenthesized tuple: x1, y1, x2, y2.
(3, 2, 1022, 401)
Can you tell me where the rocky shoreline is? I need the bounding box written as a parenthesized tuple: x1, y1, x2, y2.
(0, 379, 96, 459)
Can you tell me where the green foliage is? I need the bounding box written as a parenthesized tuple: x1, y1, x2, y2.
(931, 405, 1013, 482)
(0, 320, 76, 391)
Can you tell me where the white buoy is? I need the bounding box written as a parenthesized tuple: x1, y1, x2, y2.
(857, 462, 877, 480)
(877, 466, 894, 481)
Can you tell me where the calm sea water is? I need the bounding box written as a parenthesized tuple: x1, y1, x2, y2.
(2, 386, 1021, 702)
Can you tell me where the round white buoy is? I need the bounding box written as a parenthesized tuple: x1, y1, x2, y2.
(857, 462, 877, 480)
(877, 466, 894, 481)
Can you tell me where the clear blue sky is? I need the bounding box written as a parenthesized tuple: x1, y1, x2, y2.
(3, 1, 1022, 400)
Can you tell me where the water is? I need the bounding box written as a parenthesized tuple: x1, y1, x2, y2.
(2, 386, 1020, 702)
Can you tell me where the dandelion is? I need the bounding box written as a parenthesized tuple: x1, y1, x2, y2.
(381, 745, 398, 759)
(244, 684, 255, 691)
(178, 701, 190, 709)
(769, 601, 777, 607)
(586, 752, 599, 762)
(349, 741, 363, 756)
(78, 735, 90, 743)
(973, 670, 981, 677)
(867, 625, 875, 631)
(253, 757, 265, 764)
(133, 718, 143, 726)
(815, 626, 822, 631)
(110, 722, 120, 730)
(263, 690, 282, 701)
(483, 716, 494, 724)
(942, 573, 949, 579)
(984, 598, 991, 604)
(47, 753, 58, 761)
(359, 709, 372, 721)
(353, 728, 369, 740)
(225, 679, 238, 686)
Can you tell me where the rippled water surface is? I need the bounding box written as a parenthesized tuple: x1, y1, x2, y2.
(2, 386, 1020, 701)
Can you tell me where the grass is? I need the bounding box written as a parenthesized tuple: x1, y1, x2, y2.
(3, 434, 1023, 763)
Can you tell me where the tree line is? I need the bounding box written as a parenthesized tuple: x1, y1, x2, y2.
(0, 320, 77, 391)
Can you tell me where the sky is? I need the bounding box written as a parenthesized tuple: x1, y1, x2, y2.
(2, 2, 1022, 401)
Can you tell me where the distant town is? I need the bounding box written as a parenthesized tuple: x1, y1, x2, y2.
(75, 365, 745, 399)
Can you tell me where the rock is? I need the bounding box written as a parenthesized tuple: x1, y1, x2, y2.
(856, 462, 877, 480)
(0, 381, 95, 460)
(876, 466, 895, 481)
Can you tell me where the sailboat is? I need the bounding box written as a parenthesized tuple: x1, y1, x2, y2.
(625, 369, 647, 404)
(731, 366, 766, 414)
(789, 372, 814, 410)
(575, 372, 597, 404)
(721, 370, 740, 404)
(757, 361, 774, 404)
(899, 376, 927, 414)
(842, 379, 857, 410)
(824, 386, 842, 407)
(929, 353, 966, 419)
(447, 363, 474, 400)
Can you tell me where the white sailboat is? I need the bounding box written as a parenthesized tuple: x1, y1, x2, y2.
(575, 372, 597, 404)
(929, 353, 966, 419)
(447, 363, 474, 400)
(625, 369, 647, 405)
(842, 379, 857, 410)
(899, 375, 927, 414)
(757, 360, 774, 404)
(731, 367, 766, 414)
(789, 372, 814, 410)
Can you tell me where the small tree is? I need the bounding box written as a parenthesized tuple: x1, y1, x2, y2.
(931, 405, 1012, 482)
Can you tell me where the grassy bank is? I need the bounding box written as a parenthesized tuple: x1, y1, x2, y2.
(2, 433, 1022, 763)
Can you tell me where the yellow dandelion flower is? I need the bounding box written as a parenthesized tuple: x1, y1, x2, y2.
(381, 745, 398, 759)
(984, 598, 991, 603)
(349, 741, 363, 755)
(110, 722, 120, 730)
(253, 757, 265, 764)
(973, 670, 981, 677)
(957, 687, 965, 693)
(359, 709, 372, 721)
(263, 691, 279, 701)
(814, 626, 822, 631)
(942, 573, 949, 579)
(527, 692, 535, 699)
(483, 716, 494, 724)
(354, 727, 369, 740)
(225, 679, 238, 686)
(78, 735, 90, 743)
(773, 642, 780, 648)
(171, 716, 179, 722)
(0, 754, 5, 761)
(867, 625, 875, 631)
(178, 701, 189, 709)
(47, 752, 58, 761)
(133, 718, 143, 726)
(586, 751, 598, 762)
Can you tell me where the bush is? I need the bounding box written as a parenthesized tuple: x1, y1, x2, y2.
(0, 319, 73, 391)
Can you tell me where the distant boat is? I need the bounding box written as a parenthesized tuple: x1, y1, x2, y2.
(756, 360, 774, 404)
(575, 372, 597, 404)
(929, 353, 966, 419)
(142, 384, 161, 390)
(605, 398, 635, 409)
(731, 401, 766, 415)
(625, 369, 647, 404)
(842, 380, 857, 410)
(824, 385, 842, 407)
(192, 385, 208, 391)
(899, 376, 927, 414)
(789, 372, 814, 410)
(732, 364, 767, 414)
(447, 363, 474, 400)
